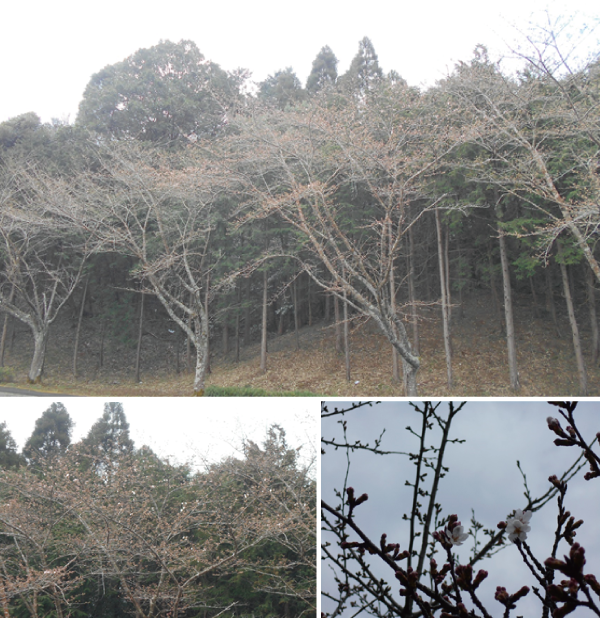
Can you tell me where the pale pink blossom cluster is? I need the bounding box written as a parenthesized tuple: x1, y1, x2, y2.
(506, 509, 532, 542)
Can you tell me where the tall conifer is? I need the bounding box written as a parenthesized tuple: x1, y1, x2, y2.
(23, 403, 73, 461)
(306, 46, 338, 93)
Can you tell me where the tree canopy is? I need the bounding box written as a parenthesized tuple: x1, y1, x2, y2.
(77, 39, 242, 145)
(0, 405, 315, 618)
(23, 402, 73, 461)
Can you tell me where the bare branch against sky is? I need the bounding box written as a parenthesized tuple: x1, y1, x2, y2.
(321, 400, 600, 617)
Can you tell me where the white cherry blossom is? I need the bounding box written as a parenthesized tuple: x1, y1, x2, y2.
(513, 509, 532, 525)
(445, 524, 469, 546)
(506, 510, 532, 542)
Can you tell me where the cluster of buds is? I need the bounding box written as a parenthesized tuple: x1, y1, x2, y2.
(395, 566, 419, 593)
(546, 416, 579, 447)
(545, 543, 587, 580)
(547, 410, 600, 480)
(440, 604, 470, 618)
(430, 558, 452, 586)
(546, 578, 580, 618)
(494, 585, 530, 610)
(548, 474, 568, 493)
(544, 546, 600, 618)
(339, 539, 373, 556)
(454, 563, 489, 592)
(380, 533, 409, 561)
(345, 487, 368, 518)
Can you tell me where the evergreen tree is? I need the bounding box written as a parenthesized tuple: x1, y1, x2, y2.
(258, 67, 306, 109)
(77, 39, 242, 145)
(0, 112, 43, 152)
(340, 36, 383, 96)
(82, 402, 134, 458)
(243, 424, 299, 476)
(206, 424, 315, 616)
(0, 421, 24, 469)
(306, 45, 338, 93)
(23, 403, 73, 461)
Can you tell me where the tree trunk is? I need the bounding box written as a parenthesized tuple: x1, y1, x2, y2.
(529, 276, 540, 319)
(0, 313, 10, 368)
(0, 284, 15, 367)
(586, 267, 600, 364)
(498, 226, 520, 391)
(559, 259, 588, 395)
(243, 276, 251, 347)
(235, 281, 241, 363)
(402, 356, 418, 397)
(222, 322, 229, 356)
(99, 320, 105, 368)
(334, 295, 342, 353)
(192, 310, 209, 396)
(27, 326, 50, 384)
(487, 243, 503, 330)
(134, 292, 144, 383)
(389, 221, 400, 383)
(307, 275, 313, 326)
(343, 289, 351, 381)
(444, 223, 452, 323)
(260, 269, 268, 373)
(407, 224, 420, 356)
(435, 209, 453, 389)
(277, 302, 285, 336)
(292, 275, 300, 350)
(205, 273, 211, 375)
(545, 265, 561, 338)
(186, 291, 193, 371)
(72, 276, 89, 378)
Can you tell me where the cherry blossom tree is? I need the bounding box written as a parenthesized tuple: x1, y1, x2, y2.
(73, 141, 241, 395)
(227, 86, 464, 395)
(0, 420, 315, 617)
(0, 161, 89, 382)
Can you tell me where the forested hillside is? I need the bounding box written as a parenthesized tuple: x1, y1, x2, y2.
(1, 26, 599, 396)
(0, 404, 316, 617)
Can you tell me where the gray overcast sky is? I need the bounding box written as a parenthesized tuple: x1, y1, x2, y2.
(1, 0, 597, 123)
(1, 398, 317, 473)
(321, 399, 600, 617)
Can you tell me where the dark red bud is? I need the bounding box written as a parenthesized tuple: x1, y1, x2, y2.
(473, 570, 488, 589)
(545, 557, 564, 570)
(584, 574, 600, 596)
(555, 438, 576, 447)
(495, 587, 509, 603)
(512, 586, 530, 601)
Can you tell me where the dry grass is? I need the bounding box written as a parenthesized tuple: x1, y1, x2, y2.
(1, 292, 598, 397)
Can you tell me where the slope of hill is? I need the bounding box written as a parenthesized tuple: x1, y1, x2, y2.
(0, 291, 597, 396)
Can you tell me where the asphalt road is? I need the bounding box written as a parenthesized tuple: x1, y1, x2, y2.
(0, 387, 75, 397)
